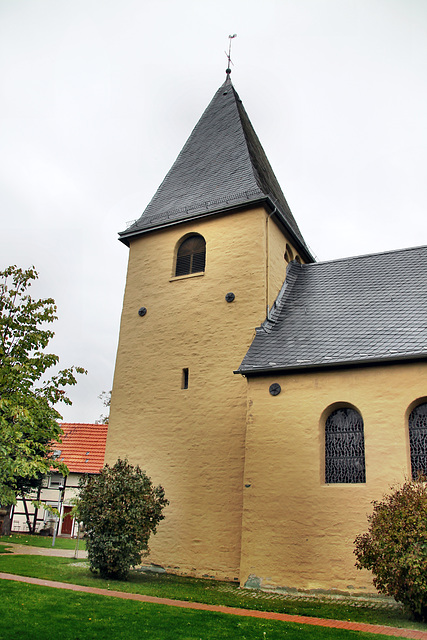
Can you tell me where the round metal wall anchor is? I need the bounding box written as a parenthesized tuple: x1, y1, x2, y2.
(138, 307, 147, 317)
(225, 292, 235, 303)
(269, 383, 281, 396)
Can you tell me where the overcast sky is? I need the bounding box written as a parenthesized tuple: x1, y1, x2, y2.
(1, 0, 426, 423)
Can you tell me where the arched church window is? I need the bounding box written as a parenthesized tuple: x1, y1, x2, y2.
(175, 234, 206, 277)
(325, 407, 366, 483)
(284, 244, 293, 263)
(409, 403, 427, 479)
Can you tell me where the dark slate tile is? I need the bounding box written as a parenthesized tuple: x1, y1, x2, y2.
(238, 245, 427, 372)
(119, 79, 312, 260)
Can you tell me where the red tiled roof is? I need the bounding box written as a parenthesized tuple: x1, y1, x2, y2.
(52, 423, 108, 474)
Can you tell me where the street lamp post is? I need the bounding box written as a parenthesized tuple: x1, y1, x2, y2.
(52, 485, 64, 547)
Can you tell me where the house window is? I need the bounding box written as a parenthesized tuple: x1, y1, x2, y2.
(48, 473, 64, 488)
(409, 403, 427, 479)
(325, 408, 366, 483)
(175, 235, 206, 276)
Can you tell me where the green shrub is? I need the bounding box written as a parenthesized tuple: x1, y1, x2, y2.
(354, 479, 427, 620)
(77, 458, 168, 580)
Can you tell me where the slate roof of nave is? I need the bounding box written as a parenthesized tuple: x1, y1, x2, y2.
(238, 244, 427, 373)
(119, 78, 313, 262)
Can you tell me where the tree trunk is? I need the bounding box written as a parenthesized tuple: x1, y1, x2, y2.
(31, 486, 41, 534)
(0, 506, 12, 535)
(21, 495, 34, 534)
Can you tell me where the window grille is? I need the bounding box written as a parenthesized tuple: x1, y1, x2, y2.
(175, 235, 206, 276)
(409, 403, 427, 479)
(325, 408, 366, 483)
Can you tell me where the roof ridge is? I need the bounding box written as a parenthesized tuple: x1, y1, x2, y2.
(231, 86, 307, 247)
(259, 260, 302, 334)
(61, 422, 108, 427)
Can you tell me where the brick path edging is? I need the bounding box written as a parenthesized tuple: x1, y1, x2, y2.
(1, 572, 427, 639)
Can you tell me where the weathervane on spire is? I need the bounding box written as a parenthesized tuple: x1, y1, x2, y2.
(225, 34, 237, 76)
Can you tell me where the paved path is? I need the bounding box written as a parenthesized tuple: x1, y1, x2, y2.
(4, 542, 87, 558)
(1, 571, 427, 639)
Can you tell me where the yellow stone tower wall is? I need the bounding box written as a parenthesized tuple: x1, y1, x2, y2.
(240, 364, 427, 593)
(106, 206, 300, 579)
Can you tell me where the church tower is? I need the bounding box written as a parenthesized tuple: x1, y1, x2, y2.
(105, 74, 313, 580)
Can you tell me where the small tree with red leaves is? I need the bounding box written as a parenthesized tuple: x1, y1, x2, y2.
(354, 479, 427, 620)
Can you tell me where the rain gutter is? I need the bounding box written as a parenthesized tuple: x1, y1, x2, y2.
(118, 195, 315, 264)
(234, 352, 427, 376)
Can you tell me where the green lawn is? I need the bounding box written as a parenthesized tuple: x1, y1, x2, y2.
(0, 553, 425, 632)
(0, 579, 399, 640)
(0, 533, 85, 550)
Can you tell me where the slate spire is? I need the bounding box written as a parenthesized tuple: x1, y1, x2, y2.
(120, 80, 312, 261)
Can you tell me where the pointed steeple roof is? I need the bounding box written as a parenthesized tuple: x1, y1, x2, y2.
(120, 78, 313, 261)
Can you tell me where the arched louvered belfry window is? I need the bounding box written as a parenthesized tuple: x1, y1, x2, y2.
(175, 234, 206, 277)
(325, 407, 366, 483)
(409, 403, 427, 479)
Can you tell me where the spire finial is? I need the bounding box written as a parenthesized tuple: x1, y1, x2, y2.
(225, 34, 237, 77)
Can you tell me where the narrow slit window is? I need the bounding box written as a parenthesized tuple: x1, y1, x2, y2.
(175, 235, 206, 276)
(182, 368, 189, 389)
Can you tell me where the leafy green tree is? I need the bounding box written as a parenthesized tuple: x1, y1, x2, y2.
(354, 479, 427, 620)
(0, 265, 86, 505)
(77, 458, 169, 580)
